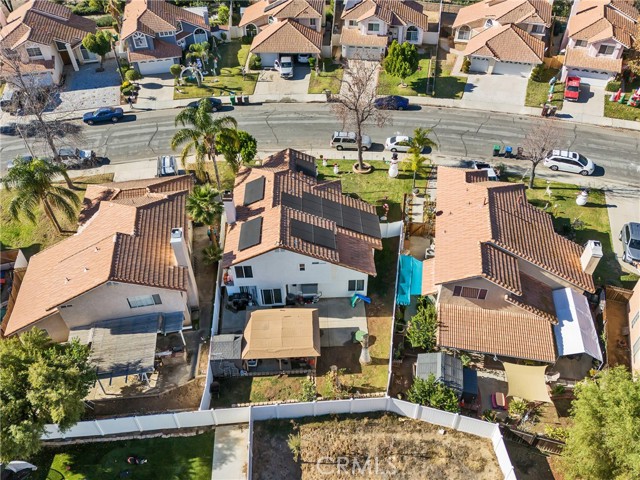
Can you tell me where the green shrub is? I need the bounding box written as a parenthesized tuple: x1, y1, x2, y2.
(308, 57, 316, 69)
(71, 0, 104, 15)
(220, 32, 227, 42)
(531, 64, 544, 82)
(299, 378, 316, 402)
(249, 54, 262, 70)
(170, 63, 183, 78)
(241, 35, 253, 45)
(551, 384, 566, 396)
(96, 15, 115, 27)
(125, 68, 142, 82)
(605, 80, 621, 92)
(406, 297, 437, 351)
(508, 398, 529, 418)
(544, 425, 569, 441)
(461, 57, 470, 74)
(326, 12, 333, 25)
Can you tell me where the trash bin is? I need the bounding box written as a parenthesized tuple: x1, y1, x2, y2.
(243, 95, 249, 104)
(230, 93, 236, 106)
(237, 94, 244, 105)
(492, 145, 501, 157)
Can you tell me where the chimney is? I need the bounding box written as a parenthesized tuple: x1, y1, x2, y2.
(170, 228, 199, 307)
(222, 190, 236, 224)
(581, 240, 603, 275)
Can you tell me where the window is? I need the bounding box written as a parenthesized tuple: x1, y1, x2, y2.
(598, 44, 614, 56)
(133, 32, 148, 49)
(348, 279, 365, 291)
(234, 266, 253, 278)
(575, 40, 587, 47)
(457, 26, 470, 40)
(128, 294, 162, 308)
(261, 288, 283, 305)
(531, 24, 544, 34)
(176, 21, 183, 32)
(268, 16, 275, 24)
(246, 24, 258, 37)
(632, 312, 640, 328)
(484, 19, 494, 28)
(452, 286, 488, 299)
(158, 31, 175, 37)
(348, 20, 357, 27)
(299, 264, 306, 271)
(309, 18, 317, 27)
(368, 23, 380, 33)
(406, 26, 418, 42)
(26, 47, 42, 58)
(634, 337, 640, 362)
(55, 41, 67, 52)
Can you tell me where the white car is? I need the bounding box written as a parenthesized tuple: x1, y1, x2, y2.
(274, 56, 294, 78)
(384, 135, 414, 153)
(297, 54, 310, 64)
(543, 150, 595, 176)
(471, 161, 499, 181)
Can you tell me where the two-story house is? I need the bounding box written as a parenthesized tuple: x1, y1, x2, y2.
(453, 0, 552, 77)
(423, 167, 602, 366)
(121, 0, 210, 75)
(222, 148, 382, 306)
(561, 0, 638, 86)
(339, 0, 435, 60)
(0, 0, 97, 86)
(3, 176, 197, 381)
(239, 0, 323, 67)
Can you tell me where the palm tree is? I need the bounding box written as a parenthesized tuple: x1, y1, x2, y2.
(186, 42, 210, 65)
(2, 157, 80, 234)
(411, 127, 438, 154)
(171, 103, 238, 186)
(186, 184, 223, 246)
(202, 245, 223, 265)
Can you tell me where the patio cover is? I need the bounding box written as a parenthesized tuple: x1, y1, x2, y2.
(396, 255, 423, 306)
(504, 362, 552, 403)
(415, 352, 463, 392)
(70, 314, 159, 379)
(242, 308, 321, 360)
(553, 288, 603, 362)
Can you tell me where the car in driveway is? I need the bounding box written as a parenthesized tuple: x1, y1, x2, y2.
(188, 97, 223, 112)
(385, 135, 413, 152)
(83, 107, 124, 125)
(619, 222, 640, 265)
(274, 56, 294, 79)
(374, 95, 409, 110)
(564, 76, 580, 101)
(297, 54, 311, 64)
(543, 150, 595, 176)
(330, 131, 372, 151)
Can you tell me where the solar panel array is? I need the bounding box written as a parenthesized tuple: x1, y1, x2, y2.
(281, 191, 380, 238)
(239, 217, 263, 250)
(243, 176, 265, 205)
(290, 219, 337, 250)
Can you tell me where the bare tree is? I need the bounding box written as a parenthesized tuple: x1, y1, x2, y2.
(521, 120, 558, 189)
(330, 58, 389, 171)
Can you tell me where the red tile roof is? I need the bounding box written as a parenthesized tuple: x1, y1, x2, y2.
(127, 39, 182, 62)
(121, 0, 210, 41)
(342, 0, 430, 31)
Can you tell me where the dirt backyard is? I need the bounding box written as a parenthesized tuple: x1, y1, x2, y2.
(252, 413, 501, 480)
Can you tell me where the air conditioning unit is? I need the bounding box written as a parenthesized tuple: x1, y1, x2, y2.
(581, 240, 603, 275)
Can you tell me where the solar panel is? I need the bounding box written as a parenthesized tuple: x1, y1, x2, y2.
(243, 176, 265, 205)
(281, 192, 302, 210)
(238, 217, 263, 250)
(313, 226, 336, 249)
(322, 198, 343, 224)
(341, 205, 363, 232)
(302, 192, 323, 216)
(360, 212, 381, 238)
(290, 219, 314, 243)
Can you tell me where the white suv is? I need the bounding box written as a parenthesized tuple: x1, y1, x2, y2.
(274, 56, 294, 78)
(330, 131, 372, 151)
(543, 150, 595, 176)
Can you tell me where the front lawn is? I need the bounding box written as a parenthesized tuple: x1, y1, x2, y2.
(434, 60, 466, 99)
(210, 374, 307, 407)
(174, 41, 257, 98)
(604, 77, 640, 122)
(308, 59, 344, 94)
(377, 54, 431, 96)
(525, 67, 564, 109)
(33, 432, 215, 480)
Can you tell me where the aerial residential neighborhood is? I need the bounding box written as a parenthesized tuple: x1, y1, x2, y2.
(0, 0, 639, 479)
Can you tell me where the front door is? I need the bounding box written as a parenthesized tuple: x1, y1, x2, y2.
(60, 49, 71, 65)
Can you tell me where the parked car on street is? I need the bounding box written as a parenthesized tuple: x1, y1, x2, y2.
(374, 95, 409, 110)
(384, 135, 413, 152)
(564, 76, 581, 101)
(619, 222, 640, 265)
(158, 155, 177, 176)
(6, 154, 33, 170)
(330, 131, 372, 151)
(83, 107, 124, 125)
(274, 56, 294, 78)
(57, 147, 98, 169)
(543, 150, 595, 176)
(0, 123, 17, 136)
(188, 97, 223, 112)
(471, 161, 500, 181)
(297, 54, 311, 64)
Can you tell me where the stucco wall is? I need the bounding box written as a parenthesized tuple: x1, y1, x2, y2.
(438, 276, 512, 311)
(26, 313, 69, 343)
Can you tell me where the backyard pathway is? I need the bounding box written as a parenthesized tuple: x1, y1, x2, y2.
(212, 424, 250, 479)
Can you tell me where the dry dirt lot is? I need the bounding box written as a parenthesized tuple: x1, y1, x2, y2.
(252, 413, 501, 479)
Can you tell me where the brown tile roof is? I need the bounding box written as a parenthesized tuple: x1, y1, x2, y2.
(464, 23, 545, 63)
(250, 19, 321, 54)
(342, 0, 429, 30)
(222, 149, 381, 276)
(564, 46, 623, 72)
(437, 303, 557, 362)
(453, 0, 552, 28)
(340, 27, 388, 47)
(481, 243, 522, 295)
(567, 0, 638, 47)
(434, 167, 594, 293)
(0, 267, 25, 336)
(506, 273, 557, 324)
(239, 0, 270, 27)
(0, 0, 96, 49)
(4, 176, 193, 336)
(0, 58, 55, 78)
(127, 39, 183, 62)
(268, 0, 324, 19)
(422, 258, 437, 295)
(121, 0, 209, 41)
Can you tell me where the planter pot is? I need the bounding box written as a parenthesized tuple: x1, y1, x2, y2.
(352, 162, 373, 174)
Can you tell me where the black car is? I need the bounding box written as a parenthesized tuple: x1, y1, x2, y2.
(0, 123, 16, 135)
(83, 107, 124, 125)
(188, 97, 223, 112)
(374, 95, 410, 110)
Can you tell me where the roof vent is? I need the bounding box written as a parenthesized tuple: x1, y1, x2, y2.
(94, 246, 100, 252)
(83, 267, 89, 272)
(64, 277, 70, 284)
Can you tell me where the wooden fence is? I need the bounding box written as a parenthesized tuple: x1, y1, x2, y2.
(543, 55, 565, 70)
(501, 425, 565, 455)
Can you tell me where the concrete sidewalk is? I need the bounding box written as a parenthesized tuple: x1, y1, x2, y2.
(211, 424, 249, 480)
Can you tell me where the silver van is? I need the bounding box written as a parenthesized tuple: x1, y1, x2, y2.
(330, 131, 372, 151)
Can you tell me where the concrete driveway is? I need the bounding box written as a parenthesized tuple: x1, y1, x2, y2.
(53, 59, 121, 113)
(253, 65, 310, 97)
(136, 73, 176, 109)
(461, 74, 528, 108)
(605, 186, 640, 275)
(559, 84, 605, 120)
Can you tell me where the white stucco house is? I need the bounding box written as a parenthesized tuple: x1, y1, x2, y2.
(222, 149, 382, 306)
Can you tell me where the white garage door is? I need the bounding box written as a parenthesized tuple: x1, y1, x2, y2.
(137, 58, 177, 75)
(567, 69, 612, 87)
(493, 61, 533, 77)
(469, 56, 489, 73)
(346, 46, 383, 60)
(259, 53, 278, 67)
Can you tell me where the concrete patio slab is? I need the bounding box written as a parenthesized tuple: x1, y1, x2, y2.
(461, 74, 528, 109)
(212, 424, 249, 480)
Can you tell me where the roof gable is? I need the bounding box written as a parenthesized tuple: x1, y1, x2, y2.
(249, 18, 322, 54)
(567, 0, 637, 47)
(342, 0, 429, 30)
(121, 0, 209, 40)
(453, 0, 552, 28)
(464, 23, 545, 63)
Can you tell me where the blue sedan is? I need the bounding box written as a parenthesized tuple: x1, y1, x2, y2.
(374, 95, 410, 110)
(83, 107, 124, 125)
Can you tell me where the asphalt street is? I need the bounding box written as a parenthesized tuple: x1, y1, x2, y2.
(1, 103, 639, 185)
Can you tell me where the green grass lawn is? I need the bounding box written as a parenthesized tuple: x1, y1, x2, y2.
(308, 59, 344, 94)
(434, 60, 466, 99)
(604, 77, 640, 122)
(377, 55, 431, 96)
(174, 41, 257, 98)
(33, 432, 214, 480)
(525, 67, 564, 109)
(210, 374, 307, 407)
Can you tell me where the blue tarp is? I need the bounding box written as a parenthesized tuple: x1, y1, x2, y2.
(396, 255, 423, 306)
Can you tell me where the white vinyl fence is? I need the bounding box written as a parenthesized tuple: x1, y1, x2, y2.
(43, 397, 515, 480)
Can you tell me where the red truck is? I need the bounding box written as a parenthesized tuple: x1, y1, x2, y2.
(564, 76, 581, 101)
